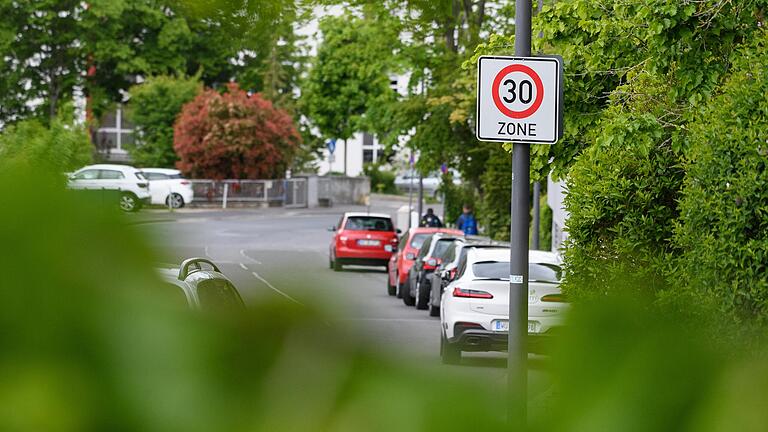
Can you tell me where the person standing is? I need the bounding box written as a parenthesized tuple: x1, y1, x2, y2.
(455, 205, 478, 235)
(420, 208, 443, 227)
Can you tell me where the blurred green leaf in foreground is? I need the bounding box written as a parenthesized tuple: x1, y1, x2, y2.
(1, 162, 767, 431)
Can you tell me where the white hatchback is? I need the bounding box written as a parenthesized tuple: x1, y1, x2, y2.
(68, 164, 151, 212)
(439, 247, 565, 363)
(140, 168, 194, 209)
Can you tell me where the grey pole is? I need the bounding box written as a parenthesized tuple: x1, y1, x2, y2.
(343, 138, 348, 176)
(509, 0, 532, 428)
(531, 0, 544, 251)
(408, 164, 414, 229)
(417, 173, 424, 224)
(532, 181, 540, 250)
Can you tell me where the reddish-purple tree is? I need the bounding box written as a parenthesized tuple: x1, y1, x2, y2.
(174, 83, 300, 179)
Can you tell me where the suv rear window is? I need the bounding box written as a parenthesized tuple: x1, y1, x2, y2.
(472, 261, 561, 282)
(344, 216, 393, 231)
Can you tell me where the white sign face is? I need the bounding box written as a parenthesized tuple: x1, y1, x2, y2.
(476, 56, 562, 144)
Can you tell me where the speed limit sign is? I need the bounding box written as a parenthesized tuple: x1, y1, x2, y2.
(476, 56, 563, 144)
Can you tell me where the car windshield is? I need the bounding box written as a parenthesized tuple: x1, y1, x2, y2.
(472, 261, 561, 282)
(344, 216, 393, 231)
(410, 233, 430, 249)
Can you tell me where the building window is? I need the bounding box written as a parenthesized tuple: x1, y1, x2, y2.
(96, 105, 133, 154)
(363, 149, 374, 163)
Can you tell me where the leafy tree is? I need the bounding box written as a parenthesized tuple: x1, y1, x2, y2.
(174, 83, 300, 179)
(0, 107, 92, 173)
(125, 75, 201, 167)
(301, 12, 399, 174)
(0, 0, 300, 124)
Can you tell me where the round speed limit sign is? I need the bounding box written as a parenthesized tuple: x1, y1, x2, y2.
(476, 56, 562, 144)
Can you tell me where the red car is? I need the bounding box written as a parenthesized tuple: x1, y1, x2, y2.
(329, 212, 399, 271)
(387, 227, 463, 297)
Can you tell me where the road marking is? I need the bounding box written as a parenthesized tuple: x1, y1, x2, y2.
(251, 272, 303, 305)
(239, 263, 249, 271)
(240, 249, 262, 264)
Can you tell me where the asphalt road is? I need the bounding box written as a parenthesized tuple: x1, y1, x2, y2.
(132, 196, 553, 411)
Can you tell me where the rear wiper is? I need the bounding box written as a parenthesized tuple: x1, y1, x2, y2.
(473, 277, 508, 281)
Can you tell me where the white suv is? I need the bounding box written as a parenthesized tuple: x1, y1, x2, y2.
(439, 247, 565, 363)
(140, 168, 194, 209)
(68, 164, 151, 212)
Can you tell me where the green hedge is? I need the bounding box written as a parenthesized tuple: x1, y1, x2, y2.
(362, 162, 397, 194)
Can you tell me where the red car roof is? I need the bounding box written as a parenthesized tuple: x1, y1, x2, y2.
(407, 227, 463, 237)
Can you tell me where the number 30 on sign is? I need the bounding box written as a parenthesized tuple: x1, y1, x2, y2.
(476, 56, 563, 144)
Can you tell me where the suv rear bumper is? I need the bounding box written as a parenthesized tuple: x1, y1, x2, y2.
(448, 329, 556, 354)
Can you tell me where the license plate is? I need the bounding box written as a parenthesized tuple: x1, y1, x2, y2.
(357, 239, 381, 246)
(492, 320, 508, 332)
(491, 320, 539, 333)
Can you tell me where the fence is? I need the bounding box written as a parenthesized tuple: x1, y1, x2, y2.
(189, 179, 306, 208)
(187, 176, 369, 208)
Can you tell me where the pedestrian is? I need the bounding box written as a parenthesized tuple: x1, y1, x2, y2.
(420, 208, 443, 227)
(455, 205, 478, 235)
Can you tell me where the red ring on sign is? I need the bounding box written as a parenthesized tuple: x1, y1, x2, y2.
(491, 64, 544, 119)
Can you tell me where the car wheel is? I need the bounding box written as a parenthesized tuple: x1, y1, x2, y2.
(386, 270, 396, 296)
(119, 193, 139, 212)
(396, 273, 404, 298)
(415, 279, 429, 310)
(166, 192, 185, 209)
(429, 305, 440, 317)
(402, 279, 415, 306)
(333, 258, 343, 272)
(329, 256, 334, 269)
(440, 333, 461, 365)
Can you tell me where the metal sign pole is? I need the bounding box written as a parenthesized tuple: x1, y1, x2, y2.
(509, 0, 532, 428)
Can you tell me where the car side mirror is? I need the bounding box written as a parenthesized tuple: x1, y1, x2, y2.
(405, 252, 416, 260)
(328, 226, 336, 232)
(396, 228, 402, 234)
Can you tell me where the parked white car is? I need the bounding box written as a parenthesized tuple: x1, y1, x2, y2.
(439, 246, 565, 363)
(140, 168, 194, 209)
(394, 170, 461, 196)
(68, 164, 151, 212)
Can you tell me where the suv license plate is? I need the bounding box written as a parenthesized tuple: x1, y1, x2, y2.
(357, 239, 381, 246)
(491, 320, 539, 333)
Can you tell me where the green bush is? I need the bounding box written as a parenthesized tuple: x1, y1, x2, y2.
(477, 146, 511, 240)
(674, 32, 768, 326)
(561, 110, 683, 301)
(0, 110, 92, 174)
(362, 162, 397, 194)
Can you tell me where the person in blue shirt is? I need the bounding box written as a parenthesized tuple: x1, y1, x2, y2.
(455, 205, 478, 235)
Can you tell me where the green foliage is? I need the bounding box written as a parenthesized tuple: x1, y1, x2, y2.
(0, 109, 92, 173)
(362, 163, 397, 194)
(126, 75, 201, 167)
(532, 192, 552, 251)
(0, 0, 301, 124)
(477, 146, 511, 241)
(674, 31, 768, 326)
(127, 76, 202, 168)
(441, 174, 476, 229)
(302, 13, 399, 142)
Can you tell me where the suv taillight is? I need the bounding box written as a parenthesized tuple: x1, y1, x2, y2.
(180, 180, 190, 185)
(452, 287, 493, 299)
